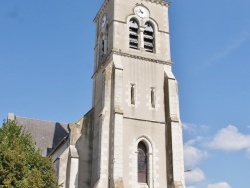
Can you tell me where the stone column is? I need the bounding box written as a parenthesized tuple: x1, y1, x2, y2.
(67, 124, 82, 188)
(97, 64, 113, 188)
(139, 27, 144, 50)
(164, 66, 185, 188)
(148, 153, 153, 188)
(112, 56, 124, 188)
(68, 146, 79, 188)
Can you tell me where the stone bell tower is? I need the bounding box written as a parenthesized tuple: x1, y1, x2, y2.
(90, 0, 185, 187)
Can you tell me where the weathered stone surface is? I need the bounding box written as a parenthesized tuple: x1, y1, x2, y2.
(114, 179, 124, 188)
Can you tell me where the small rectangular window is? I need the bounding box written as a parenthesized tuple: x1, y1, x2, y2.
(131, 84, 135, 105)
(101, 40, 105, 55)
(151, 88, 155, 108)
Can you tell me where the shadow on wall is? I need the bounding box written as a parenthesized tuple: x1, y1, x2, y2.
(47, 122, 69, 155)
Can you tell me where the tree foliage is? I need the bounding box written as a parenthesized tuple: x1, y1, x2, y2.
(0, 121, 58, 188)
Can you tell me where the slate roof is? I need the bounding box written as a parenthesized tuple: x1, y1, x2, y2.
(15, 116, 69, 157)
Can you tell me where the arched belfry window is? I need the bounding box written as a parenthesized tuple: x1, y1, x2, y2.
(99, 30, 108, 60)
(144, 22, 154, 53)
(129, 19, 139, 49)
(138, 141, 148, 183)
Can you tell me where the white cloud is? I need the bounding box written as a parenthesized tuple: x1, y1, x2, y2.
(183, 122, 197, 133)
(185, 168, 205, 186)
(207, 182, 232, 188)
(185, 136, 204, 146)
(184, 144, 206, 167)
(183, 122, 209, 136)
(209, 125, 250, 151)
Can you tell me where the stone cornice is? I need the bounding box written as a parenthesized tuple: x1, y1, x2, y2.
(92, 49, 172, 78)
(142, 0, 170, 7)
(113, 50, 172, 66)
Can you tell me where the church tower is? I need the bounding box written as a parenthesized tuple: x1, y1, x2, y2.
(89, 0, 185, 187)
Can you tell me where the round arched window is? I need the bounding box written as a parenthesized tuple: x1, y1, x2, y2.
(143, 22, 154, 52)
(129, 19, 139, 49)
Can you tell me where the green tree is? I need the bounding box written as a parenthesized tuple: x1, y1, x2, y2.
(0, 121, 58, 188)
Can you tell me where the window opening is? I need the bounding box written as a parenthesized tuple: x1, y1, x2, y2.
(129, 19, 139, 49)
(101, 39, 105, 57)
(144, 22, 154, 53)
(138, 142, 148, 183)
(151, 88, 155, 108)
(131, 84, 135, 105)
(99, 27, 108, 62)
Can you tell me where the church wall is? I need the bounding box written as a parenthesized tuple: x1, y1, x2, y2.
(51, 145, 69, 188)
(122, 56, 166, 123)
(164, 73, 185, 187)
(91, 64, 114, 187)
(107, 23, 114, 56)
(106, 1, 114, 55)
(123, 118, 168, 188)
(51, 138, 69, 163)
(59, 149, 70, 188)
(113, 0, 169, 32)
(111, 0, 170, 62)
(77, 110, 94, 188)
(89, 1, 185, 187)
(91, 71, 105, 185)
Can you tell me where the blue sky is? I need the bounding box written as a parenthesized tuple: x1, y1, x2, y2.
(0, 1, 250, 187)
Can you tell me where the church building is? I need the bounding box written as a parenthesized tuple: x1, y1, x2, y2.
(8, 0, 185, 187)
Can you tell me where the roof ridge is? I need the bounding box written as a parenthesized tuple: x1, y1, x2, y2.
(16, 116, 68, 125)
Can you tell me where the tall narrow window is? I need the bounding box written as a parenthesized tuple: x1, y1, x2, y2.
(144, 22, 154, 53)
(138, 142, 148, 183)
(99, 36, 105, 60)
(129, 19, 139, 49)
(101, 39, 105, 56)
(131, 84, 135, 105)
(151, 88, 155, 108)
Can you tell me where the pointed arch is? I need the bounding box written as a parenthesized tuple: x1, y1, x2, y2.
(135, 136, 154, 187)
(135, 136, 153, 154)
